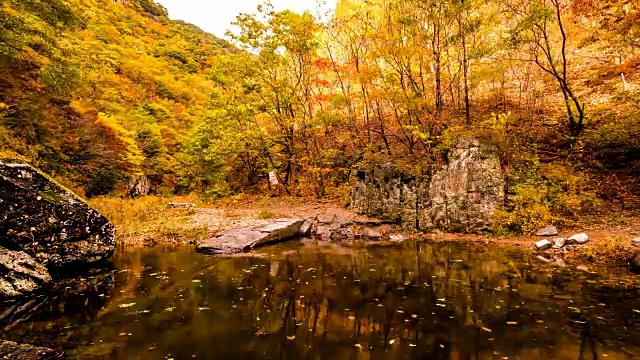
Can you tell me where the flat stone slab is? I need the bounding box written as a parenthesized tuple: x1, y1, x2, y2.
(0, 340, 65, 359)
(196, 219, 306, 255)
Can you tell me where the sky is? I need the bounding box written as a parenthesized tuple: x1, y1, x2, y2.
(155, 0, 335, 38)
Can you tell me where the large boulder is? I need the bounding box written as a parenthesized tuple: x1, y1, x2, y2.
(425, 138, 504, 232)
(0, 164, 115, 268)
(0, 247, 51, 298)
(351, 138, 504, 233)
(197, 219, 306, 255)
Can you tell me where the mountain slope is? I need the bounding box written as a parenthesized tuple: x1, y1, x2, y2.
(0, 0, 230, 195)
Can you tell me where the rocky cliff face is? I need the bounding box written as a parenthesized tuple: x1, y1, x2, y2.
(351, 138, 504, 233)
(0, 163, 116, 298)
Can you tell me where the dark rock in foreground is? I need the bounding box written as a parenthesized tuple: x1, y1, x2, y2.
(0, 164, 115, 268)
(196, 219, 305, 255)
(0, 247, 51, 298)
(0, 340, 64, 359)
(630, 253, 640, 274)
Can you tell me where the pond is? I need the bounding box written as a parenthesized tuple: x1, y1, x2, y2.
(2, 240, 640, 359)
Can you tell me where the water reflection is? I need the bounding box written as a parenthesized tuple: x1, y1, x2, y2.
(2, 241, 640, 359)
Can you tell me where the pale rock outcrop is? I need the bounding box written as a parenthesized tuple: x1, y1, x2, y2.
(351, 138, 504, 233)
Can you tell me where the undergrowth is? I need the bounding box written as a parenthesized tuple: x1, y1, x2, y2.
(89, 196, 208, 247)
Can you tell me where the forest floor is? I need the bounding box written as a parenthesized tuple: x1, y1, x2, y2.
(89, 195, 640, 268)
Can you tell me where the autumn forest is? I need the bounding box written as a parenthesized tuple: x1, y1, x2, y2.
(1, 0, 639, 232)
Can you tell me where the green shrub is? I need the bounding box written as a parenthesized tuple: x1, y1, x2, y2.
(493, 160, 598, 234)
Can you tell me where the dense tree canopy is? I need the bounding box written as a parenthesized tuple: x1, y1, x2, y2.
(1, 0, 638, 219)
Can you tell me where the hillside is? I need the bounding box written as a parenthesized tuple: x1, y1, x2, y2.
(0, 0, 231, 196)
(1, 0, 639, 234)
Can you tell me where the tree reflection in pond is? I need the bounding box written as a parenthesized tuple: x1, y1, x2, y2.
(2, 240, 640, 359)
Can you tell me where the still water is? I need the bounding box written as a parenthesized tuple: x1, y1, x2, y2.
(2, 240, 640, 359)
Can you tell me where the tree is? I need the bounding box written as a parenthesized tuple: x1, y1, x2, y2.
(507, 0, 585, 138)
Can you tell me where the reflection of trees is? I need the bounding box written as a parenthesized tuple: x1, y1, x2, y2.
(3, 243, 640, 359)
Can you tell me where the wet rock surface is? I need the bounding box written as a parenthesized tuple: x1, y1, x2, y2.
(0, 164, 115, 268)
(0, 248, 51, 298)
(196, 219, 306, 254)
(351, 138, 504, 233)
(0, 340, 64, 359)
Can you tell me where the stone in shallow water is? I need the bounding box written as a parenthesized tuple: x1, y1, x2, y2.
(363, 227, 383, 239)
(632, 238, 640, 247)
(536, 226, 558, 236)
(196, 219, 306, 255)
(567, 233, 589, 245)
(0, 247, 51, 298)
(0, 340, 64, 359)
(299, 219, 313, 236)
(535, 239, 552, 251)
(0, 164, 115, 268)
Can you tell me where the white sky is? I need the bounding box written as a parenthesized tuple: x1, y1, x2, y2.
(155, 0, 335, 38)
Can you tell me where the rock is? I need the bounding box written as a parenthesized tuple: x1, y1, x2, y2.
(0, 164, 116, 268)
(389, 234, 406, 242)
(330, 227, 354, 241)
(536, 255, 553, 263)
(552, 238, 566, 249)
(564, 245, 578, 252)
(299, 219, 313, 236)
(535, 239, 552, 251)
(630, 253, 640, 274)
(363, 227, 383, 239)
(427, 138, 505, 233)
(126, 174, 151, 198)
(632, 237, 640, 247)
(554, 257, 567, 267)
(536, 226, 558, 236)
(196, 219, 305, 255)
(0, 340, 64, 359)
(0, 248, 51, 298)
(576, 265, 589, 272)
(315, 225, 332, 241)
(318, 214, 336, 225)
(351, 138, 504, 233)
(567, 233, 589, 245)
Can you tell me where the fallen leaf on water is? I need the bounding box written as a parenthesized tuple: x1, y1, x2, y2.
(481, 327, 492, 332)
(118, 303, 136, 308)
(119, 333, 126, 336)
(506, 321, 518, 325)
(355, 343, 362, 349)
(389, 340, 395, 345)
(286, 335, 295, 340)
